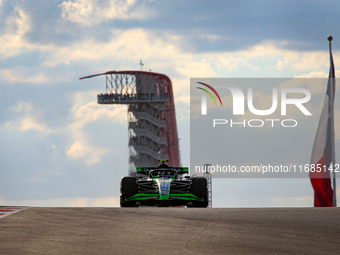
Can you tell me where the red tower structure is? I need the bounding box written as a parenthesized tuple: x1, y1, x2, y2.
(80, 70, 181, 172)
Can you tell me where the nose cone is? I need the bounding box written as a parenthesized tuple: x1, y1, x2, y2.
(157, 179, 171, 200)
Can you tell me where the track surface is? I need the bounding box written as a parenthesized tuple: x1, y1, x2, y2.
(0, 207, 339, 254)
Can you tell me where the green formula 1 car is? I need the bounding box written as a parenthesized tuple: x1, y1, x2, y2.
(120, 160, 208, 207)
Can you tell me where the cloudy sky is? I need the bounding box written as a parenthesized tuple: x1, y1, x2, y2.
(1, 0, 340, 207)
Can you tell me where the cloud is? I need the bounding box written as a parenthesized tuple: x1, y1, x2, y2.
(3, 117, 55, 133)
(199, 34, 222, 41)
(0, 68, 51, 84)
(20, 117, 50, 132)
(59, 0, 153, 26)
(65, 90, 127, 165)
(216, 196, 313, 207)
(42, 28, 181, 67)
(294, 71, 328, 78)
(66, 139, 107, 165)
(0, 195, 120, 207)
(3, 102, 55, 133)
(195, 40, 340, 78)
(9, 102, 33, 113)
(175, 59, 217, 78)
(270, 195, 312, 207)
(70, 91, 127, 128)
(278, 78, 330, 95)
(0, 6, 31, 59)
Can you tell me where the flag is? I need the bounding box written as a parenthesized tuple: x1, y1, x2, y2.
(310, 36, 336, 207)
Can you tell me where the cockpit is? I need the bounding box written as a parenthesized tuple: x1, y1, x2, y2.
(149, 169, 177, 179)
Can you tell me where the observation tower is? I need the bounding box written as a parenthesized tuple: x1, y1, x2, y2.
(80, 69, 181, 173)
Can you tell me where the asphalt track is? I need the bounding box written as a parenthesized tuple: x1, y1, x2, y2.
(0, 207, 339, 254)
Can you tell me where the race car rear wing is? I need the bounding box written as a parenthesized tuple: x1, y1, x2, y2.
(136, 167, 189, 175)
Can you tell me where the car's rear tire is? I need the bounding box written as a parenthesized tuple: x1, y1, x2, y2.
(190, 177, 208, 208)
(120, 176, 137, 207)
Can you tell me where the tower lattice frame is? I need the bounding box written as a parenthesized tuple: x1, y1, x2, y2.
(80, 70, 181, 172)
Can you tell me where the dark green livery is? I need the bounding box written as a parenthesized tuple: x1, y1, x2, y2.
(120, 161, 208, 207)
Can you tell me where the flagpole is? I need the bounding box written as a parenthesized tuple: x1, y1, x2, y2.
(328, 35, 337, 207)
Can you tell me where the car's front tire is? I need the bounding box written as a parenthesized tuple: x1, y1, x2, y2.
(120, 176, 137, 207)
(190, 177, 208, 208)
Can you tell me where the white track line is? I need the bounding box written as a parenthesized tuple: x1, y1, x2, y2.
(0, 206, 29, 219)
